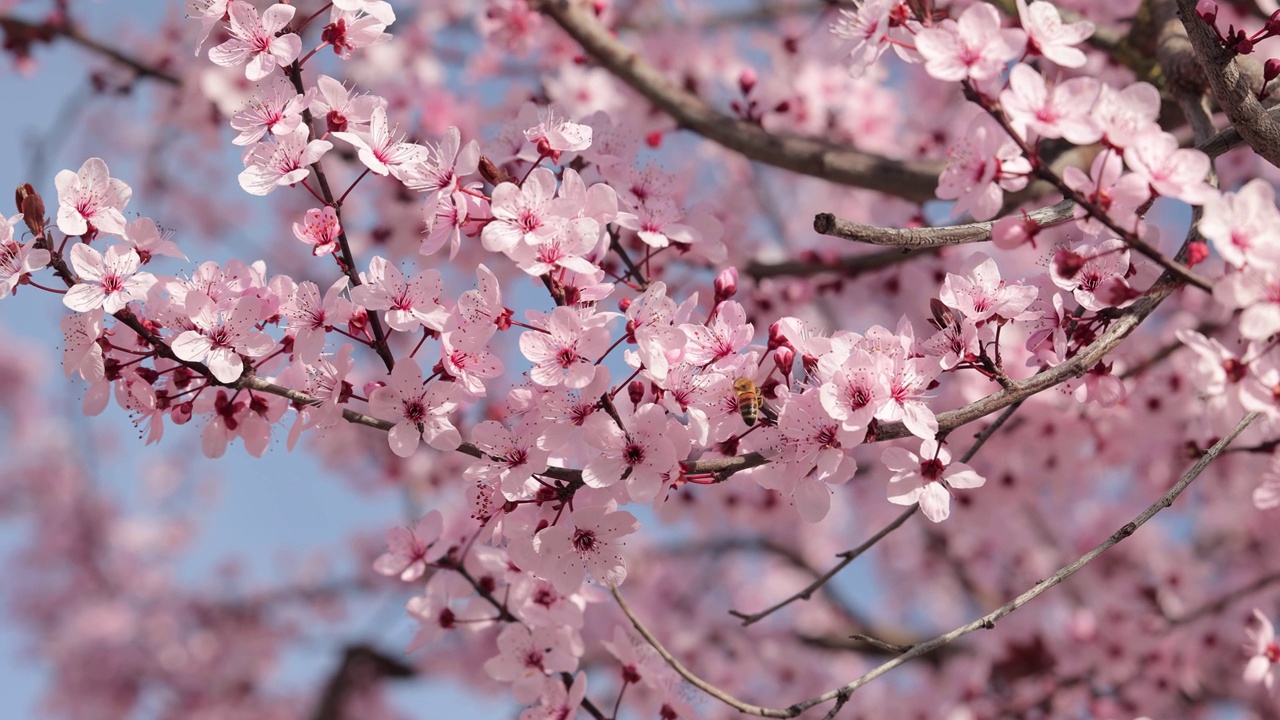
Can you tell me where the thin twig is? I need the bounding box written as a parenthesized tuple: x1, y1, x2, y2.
(812, 199, 1075, 248)
(1167, 568, 1280, 625)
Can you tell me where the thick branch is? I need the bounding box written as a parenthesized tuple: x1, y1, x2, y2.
(812, 199, 1075, 248)
(1174, 0, 1280, 167)
(535, 0, 944, 202)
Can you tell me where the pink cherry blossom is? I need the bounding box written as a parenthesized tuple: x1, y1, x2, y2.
(768, 391, 860, 522)
(519, 306, 612, 389)
(439, 330, 504, 397)
(208, 1, 302, 81)
(465, 420, 565, 499)
(1016, 0, 1094, 68)
(1050, 238, 1132, 311)
(819, 347, 887, 433)
(61, 308, 104, 382)
(876, 356, 939, 441)
(582, 403, 681, 503)
(1200, 179, 1280, 270)
(1062, 151, 1151, 237)
(624, 281, 685, 383)
(681, 300, 754, 367)
(324, 2, 395, 60)
(238, 130, 333, 196)
(1245, 609, 1279, 690)
(280, 277, 352, 363)
(230, 76, 309, 146)
(1000, 64, 1102, 145)
(914, 3, 1025, 83)
(481, 169, 564, 254)
(401, 126, 481, 200)
(1094, 81, 1162, 150)
(520, 673, 587, 720)
(883, 438, 986, 522)
(171, 294, 276, 383)
(0, 220, 50, 298)
(1123, 128, 1214, 205)
(120, 216, 185, 262)
(292, 206, 342, 256)
(186, 0, 229, 55)
(938, 253, 1038, 323)
(523, 105, 592, 162)
(62, 244, 157, 314)
(937, 114, 1031, 221)
(331, 106, 426, 180)
(369, 361, 461, 457)
(533, 505, 639, 594)
(829, 0, 895, 78)
(309, 74, 385, 134)
(373, 510, 447, 582)
(54, 157, 131, 236)
(483, 624, 582, 704)
(349, 256, 450, 333)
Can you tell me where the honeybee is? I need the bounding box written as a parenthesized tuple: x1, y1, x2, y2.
(733, 377, 763, 427)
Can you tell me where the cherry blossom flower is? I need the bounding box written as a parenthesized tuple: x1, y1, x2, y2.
(349, 256, 450, 333)
(768, 391, 860, 522)
(283, 344, 355, 449)
(1245, 609, 1279, 690)
(238, 130, 333, 196)
(883, 438, 986, 522)
(534, 505, 639, 594)
(1016, 0, 1094, 68)
(324, 2, 395, 59)
(186, 0, 229, 55)
(331, 106, 426, 180)
(373, 510, 446, 582)
(819, 347, 887, 432)
(1199, 179, 1280, 270)
(830, 0, 895, 77)
(1062, 151, 1151, 237)
(937, 114, 1031, 221)
(1094, 81, 1162, 150)
(55, 157, 131, 236)
(230, 76, 309, 146)
(623, 281, 685, 383)
(1213, 268, 1280, 341)
(401, 126, 480, 200)
(172, 294, 276, 383)
(876, 356, 939, 441)
(0, 220, 50, 298)
(310, 74, 385, 134)
(523, 105, 592, 163)
(681, 300, 754, 367)
(1050, 238, 1132, 311)
(938, 253, 1038, 323)
(520, 673, 587, 720)
(1175, 328, 1245, 397)
(582, 403, 681, 503)
(506, 216, 601, 277)
(62, 244, 157, 314)
(999, 64, 1102, 145)
(281, 277, 352, 363)
(120, 216, 185, 261)
(369, 361, 461, 457)
(439, 330, 504, 397)
(451, 264, 508, 347)
(914, 3, 1025, 83)
(481, 169, 564, 254)
(292, 206, 342, 257)
(519, 306, 612, 389)
(208, 1, 301, 81)
(61, 308, 104, 382)
(483, 624, 582, 704)
(1123, 129, 1214, 205)
(920, 312, 981, 370)
(465, 420, 565, 499)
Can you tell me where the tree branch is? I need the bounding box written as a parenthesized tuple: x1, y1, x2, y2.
(535, 0, 944, 202)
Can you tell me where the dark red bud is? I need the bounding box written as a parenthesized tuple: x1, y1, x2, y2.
(714, 267, 738, 302)
(628, 380, 645, 406)
(738, 67, 757, 95)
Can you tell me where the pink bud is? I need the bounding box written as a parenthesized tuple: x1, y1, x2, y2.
(628, 380, 645, 406)
(714, 267, 738, 302)
(739, 67, 757, 95)
(1196, 0, 1217, 26)
(767, 321, 789, 351)
(774, 346, 795, 376)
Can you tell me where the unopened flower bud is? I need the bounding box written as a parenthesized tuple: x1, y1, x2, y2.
(172, 401, 193, 425)
(774, 346, 795, 376)
(1185, 240, 1210, 267)
(15, 183, 45, 236)
(767, 321, 789, 351)
(1196, 0, 1217, 27)
(714, 267, 738, 303)
(739, 67, 757, 95)
(618, 297, 632, 313)
(495, 307, 513, 331)
(478, 155, 511, 186)
(628, 380, 645, 406)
